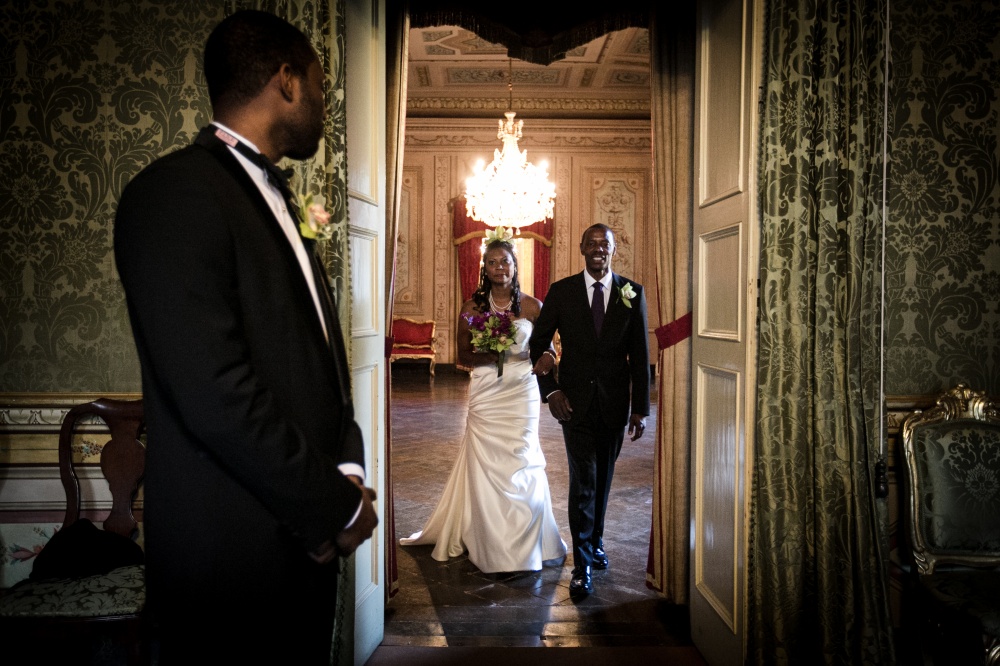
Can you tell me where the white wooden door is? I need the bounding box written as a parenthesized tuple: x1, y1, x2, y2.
(344, 0, 386, 662)
(689, 0, 762, 663)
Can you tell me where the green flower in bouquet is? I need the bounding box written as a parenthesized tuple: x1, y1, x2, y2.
(464, 309, 516, 377)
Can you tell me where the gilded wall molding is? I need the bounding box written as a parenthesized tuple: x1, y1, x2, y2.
(394, 170, 420, 311)
(403, 118, 652, 152)
(406, 97, 650, 117)
(406, 134, 652, 150)
(433, 156, 452, 334)
(590, 175, 642, 278)
(554, 159, 574, 280)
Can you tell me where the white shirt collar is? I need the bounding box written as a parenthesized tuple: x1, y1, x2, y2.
(583, 271, 613, 290)
(210, 121, 260, 154)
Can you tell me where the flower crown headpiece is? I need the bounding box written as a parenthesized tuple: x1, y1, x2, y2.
(484, 226, 514, 244)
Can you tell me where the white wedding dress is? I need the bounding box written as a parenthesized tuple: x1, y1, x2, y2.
(400, 318, 566, 573)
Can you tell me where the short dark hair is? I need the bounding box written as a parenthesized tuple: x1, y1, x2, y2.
(204, 10, 317, 111)
(581, 223, 614, 244)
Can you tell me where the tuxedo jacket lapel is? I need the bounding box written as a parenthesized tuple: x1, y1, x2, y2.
(306, 243, 353, 406)
(194, 129, 339, 369)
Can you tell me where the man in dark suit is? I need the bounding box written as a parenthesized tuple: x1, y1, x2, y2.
(529, 223, 650, 597)
(114, 10, 377, 663)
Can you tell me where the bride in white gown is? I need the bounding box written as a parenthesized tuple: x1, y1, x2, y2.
(400, 233, 566, 573)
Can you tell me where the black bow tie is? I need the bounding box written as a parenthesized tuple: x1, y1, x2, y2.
(226, 136, 295, 192)
(227, 139, 301, 228)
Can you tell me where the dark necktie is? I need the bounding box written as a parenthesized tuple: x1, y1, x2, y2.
(592, 281, 605, 336)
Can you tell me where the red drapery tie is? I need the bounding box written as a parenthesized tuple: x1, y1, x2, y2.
(654, 312, 692, 349)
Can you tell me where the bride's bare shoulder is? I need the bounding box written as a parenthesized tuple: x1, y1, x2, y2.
(519, 294, 543, 320)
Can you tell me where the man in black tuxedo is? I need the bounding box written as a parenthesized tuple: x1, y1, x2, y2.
(114, 10, 377, 663)
(529, 223, 650, 597)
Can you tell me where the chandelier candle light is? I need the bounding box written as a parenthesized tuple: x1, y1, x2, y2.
(464, 60, 556, 229)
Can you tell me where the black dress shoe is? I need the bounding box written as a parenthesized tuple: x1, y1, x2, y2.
(569, 566, 593, 597)
(592, 545, 609, 570)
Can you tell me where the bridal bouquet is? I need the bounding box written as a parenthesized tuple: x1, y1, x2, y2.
(465, 309, 516, 377)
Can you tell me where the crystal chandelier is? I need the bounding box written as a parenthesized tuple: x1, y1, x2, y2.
(464, 61, 556, 229)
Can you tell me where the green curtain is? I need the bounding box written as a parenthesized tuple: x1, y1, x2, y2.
(0, 0, 223, 392)
(751, 0, 893, 663)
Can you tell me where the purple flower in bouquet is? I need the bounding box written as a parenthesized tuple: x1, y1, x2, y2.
(464, 309, 516, 376)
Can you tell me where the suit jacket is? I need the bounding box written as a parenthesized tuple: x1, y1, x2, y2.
(114, 128, 363, 625)
(529, 271, 650, 429)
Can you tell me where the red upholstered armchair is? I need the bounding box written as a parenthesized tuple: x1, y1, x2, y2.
(390, 317, 437, 376)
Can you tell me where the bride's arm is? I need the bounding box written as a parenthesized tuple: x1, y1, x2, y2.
(522, 296, 557, 375)
(457, 300, 499, 368)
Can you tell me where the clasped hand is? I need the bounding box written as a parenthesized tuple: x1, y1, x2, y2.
(309, 477, 378, 564)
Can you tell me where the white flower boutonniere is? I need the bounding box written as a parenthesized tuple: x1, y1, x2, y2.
(298, 194, 333, 242)
(619, 282, 636, 308)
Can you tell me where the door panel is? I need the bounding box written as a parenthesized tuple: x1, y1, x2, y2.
(689, 0, 761, 664)
(345, 0, 386, 663)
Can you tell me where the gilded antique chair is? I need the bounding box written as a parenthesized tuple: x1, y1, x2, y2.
(900, 385, 1000, 665)
(390, 317, 437, 375)
(0, 398, 147, 665)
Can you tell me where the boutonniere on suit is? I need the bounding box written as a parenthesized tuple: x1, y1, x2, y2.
(297, 193, 333, 242)
(618, 282, 637, 308)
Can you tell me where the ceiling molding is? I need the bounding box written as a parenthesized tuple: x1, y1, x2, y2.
(407, 25, 650, 121)
(406, 96, 651, 119)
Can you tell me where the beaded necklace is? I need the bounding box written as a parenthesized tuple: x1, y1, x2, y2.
(489, 291, 512, 312)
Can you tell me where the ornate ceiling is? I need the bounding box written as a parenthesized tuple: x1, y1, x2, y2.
(406, 25, 651, 120)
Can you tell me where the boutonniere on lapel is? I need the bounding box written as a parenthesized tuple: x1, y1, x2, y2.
(618, 282, 636, 308)
(297, 193, 333, 242)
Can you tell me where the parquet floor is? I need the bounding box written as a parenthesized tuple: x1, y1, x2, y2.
(372, 363, 705, 665)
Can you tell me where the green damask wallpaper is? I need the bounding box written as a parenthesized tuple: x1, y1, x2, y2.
(0, 1, 220, 392)
(0, 0, 349, 394)
(886, 0, 1000, 396)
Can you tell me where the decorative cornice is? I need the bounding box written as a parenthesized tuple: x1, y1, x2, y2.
(404, 117, 651, 154)
(405, 133, 651, 150)
(406, 96, 650, 118)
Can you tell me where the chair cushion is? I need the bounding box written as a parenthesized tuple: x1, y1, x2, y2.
(391, 345, 434, 356)
(0, 564, 145, 618)
(921, 570, 1000, 637)
(392, 318, 434, 348)
(912, 422, 1000, 554)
